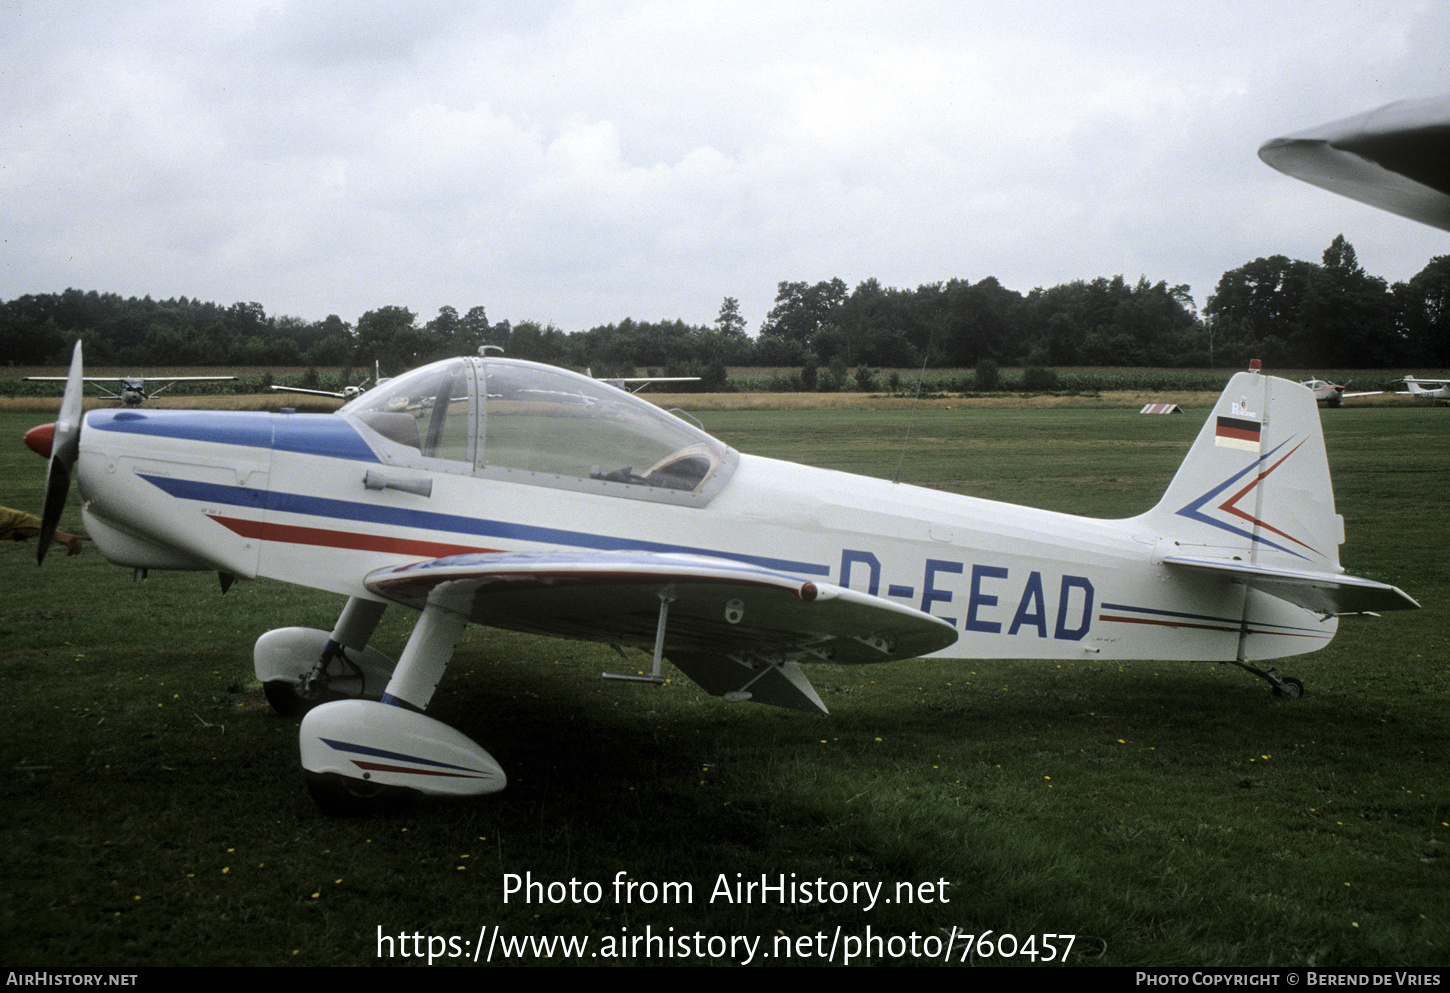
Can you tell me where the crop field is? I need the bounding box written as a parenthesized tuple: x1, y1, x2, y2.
(7, 364, 1445, 406)
(0, 396, 1446, 968)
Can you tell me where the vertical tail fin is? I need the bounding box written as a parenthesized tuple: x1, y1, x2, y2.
(1143, 369, 1415, 662)
(1147, 370, 1344, 574)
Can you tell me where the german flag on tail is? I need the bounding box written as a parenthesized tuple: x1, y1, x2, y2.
(1214, 416, 1261, 451)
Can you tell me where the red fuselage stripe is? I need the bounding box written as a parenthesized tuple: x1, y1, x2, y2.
(1099, 614, 1327, 639)
(210, 515, 499, 558)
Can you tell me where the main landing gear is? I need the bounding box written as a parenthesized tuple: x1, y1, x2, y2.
(1228, 659, 1305, 698)
(255, 598, 394, 717)
(256, 592, 506, 815)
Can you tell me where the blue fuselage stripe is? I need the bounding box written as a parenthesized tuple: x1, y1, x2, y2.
(88, 409, 381, 462)
(141, 474, 830, 577)
(318, 736, 481, 772)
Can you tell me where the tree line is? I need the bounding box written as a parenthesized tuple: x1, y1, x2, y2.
(4, 237, 1446, 385)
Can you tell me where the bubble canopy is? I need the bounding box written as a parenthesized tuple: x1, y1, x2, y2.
(340, 357, 736, 505)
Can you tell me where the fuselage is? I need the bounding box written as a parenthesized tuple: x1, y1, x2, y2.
(74, 396, 1329, 666)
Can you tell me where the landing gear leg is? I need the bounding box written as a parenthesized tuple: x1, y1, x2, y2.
(379, 593, 467, 709)
(257, 597, 391, 717)
(296, 597, 388, 703)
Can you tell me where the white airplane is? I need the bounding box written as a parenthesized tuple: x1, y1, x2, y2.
(1298, 379, 1380, 407)
(23, 373, 237, 406)
(1259, 95, 1450, 231)
(1400, 376, 1450, 403)
(26, 342, 1417, 813)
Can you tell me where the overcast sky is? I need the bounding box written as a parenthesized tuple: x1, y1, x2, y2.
(3, 0, 1448, 337)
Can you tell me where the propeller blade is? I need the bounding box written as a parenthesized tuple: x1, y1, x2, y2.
(36, 458, 70, 564)
(37, 341, 84, 565)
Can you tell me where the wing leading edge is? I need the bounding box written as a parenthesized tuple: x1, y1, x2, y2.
(365, 551, 960, 713)
(1258, 96, 1450, 230)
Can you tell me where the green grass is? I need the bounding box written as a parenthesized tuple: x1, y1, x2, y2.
(0, 403, 1446, 967)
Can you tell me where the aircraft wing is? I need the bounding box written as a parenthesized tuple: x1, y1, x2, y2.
(606, 377, 702, 393)
(1258, 96, 1450, 230)
(270, 385, 347, 398)
(23, 376, 129, 398)
(364, 551, 959, 712)
(24, 376, 237, 389)
(1163, 555, 1419, 615)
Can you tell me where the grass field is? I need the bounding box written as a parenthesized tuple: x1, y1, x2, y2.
(0, 396, 1446, 967)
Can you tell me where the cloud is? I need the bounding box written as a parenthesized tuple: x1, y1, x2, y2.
(2, 0, 1448, 335)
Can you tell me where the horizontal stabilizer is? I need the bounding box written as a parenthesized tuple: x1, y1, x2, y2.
(1164, 555, 1419, 615)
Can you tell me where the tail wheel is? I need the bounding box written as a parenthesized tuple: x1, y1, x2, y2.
(1229, 661, 1306, 699)
(1272, 676, 1305, 699)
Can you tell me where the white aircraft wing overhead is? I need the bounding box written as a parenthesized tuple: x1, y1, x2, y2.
(1163, 555, 1419, 616)
(364, 551, 959, 713)
(1259, 96, 1450, 230)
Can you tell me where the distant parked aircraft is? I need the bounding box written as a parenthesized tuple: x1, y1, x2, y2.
(1400, 376, 1450, 404)
(23, 374, 237, 406)
(1298, 379, 1380, 408)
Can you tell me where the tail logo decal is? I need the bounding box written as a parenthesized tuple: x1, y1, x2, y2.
(1176, 437, 1320, 561)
